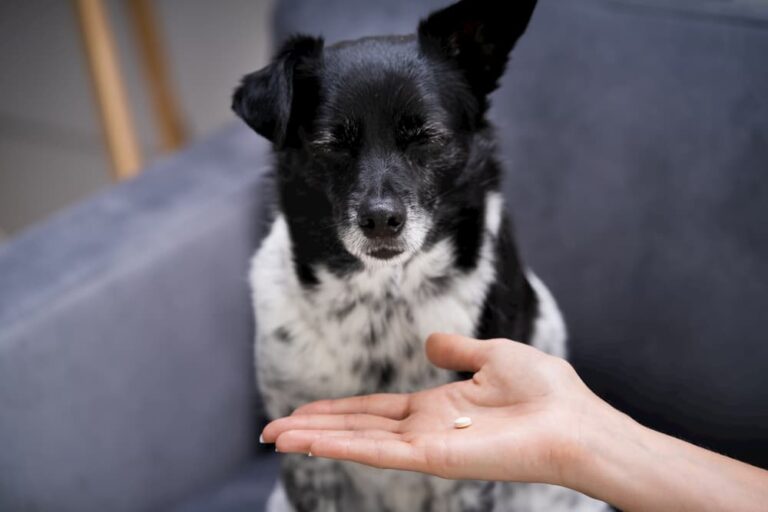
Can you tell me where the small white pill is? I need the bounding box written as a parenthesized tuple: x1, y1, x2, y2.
(453, 416, 472, 429)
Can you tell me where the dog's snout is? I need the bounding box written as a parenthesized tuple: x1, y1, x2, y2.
(357, 196, 406, 239)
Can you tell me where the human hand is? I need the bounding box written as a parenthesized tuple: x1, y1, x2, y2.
(261, 333, 614, 486)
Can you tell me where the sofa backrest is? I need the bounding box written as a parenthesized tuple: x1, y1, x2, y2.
(496, 0, 768, 468)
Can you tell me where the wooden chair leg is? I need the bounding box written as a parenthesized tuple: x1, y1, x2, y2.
(127, 0, 186, 153)
(73, 0, 143, 181)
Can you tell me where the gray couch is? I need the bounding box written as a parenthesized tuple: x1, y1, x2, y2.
(1, 1, 766, 510)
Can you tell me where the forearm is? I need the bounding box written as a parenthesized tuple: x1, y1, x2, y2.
(565, 400, 768, 511)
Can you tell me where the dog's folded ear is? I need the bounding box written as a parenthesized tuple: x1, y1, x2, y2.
(232, 35, 323, 147)
(418, 0, 536, 98)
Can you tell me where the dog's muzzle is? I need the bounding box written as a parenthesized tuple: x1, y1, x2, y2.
(356, 196, 407, 259)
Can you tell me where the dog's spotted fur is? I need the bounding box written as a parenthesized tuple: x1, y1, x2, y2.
(252, 193, 503, 419)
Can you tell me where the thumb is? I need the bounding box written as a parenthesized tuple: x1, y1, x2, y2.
(425, 333, 496, 373)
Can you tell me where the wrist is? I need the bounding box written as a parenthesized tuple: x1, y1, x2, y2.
(552, 385, 768, 511)
(558, 392, 643, 499)
(559, 393, 688, 510)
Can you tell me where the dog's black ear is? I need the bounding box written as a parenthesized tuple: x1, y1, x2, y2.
(232, 35, 323, 147)
(418, 0, 536, 97)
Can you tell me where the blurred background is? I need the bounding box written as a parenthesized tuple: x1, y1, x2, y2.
(0, 0, 274, 241)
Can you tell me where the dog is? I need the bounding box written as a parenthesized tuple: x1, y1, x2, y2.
(233, 0, 608, 510)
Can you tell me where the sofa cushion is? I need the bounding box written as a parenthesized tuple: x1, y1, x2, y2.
(171, 452, 280, 512)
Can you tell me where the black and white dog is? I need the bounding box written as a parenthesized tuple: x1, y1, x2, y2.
(233, 0, 607, 510)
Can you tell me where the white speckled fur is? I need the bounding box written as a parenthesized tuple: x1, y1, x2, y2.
(251, 194, 502, 418)
(251, 193, 607, 511)
(527, 270, 568, 359)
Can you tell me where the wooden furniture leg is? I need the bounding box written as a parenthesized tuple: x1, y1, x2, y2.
(73, 0, 143, 181)
(127, 0, 186, 153)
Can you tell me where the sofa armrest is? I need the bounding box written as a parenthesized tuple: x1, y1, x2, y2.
(0, 123, 270, 512)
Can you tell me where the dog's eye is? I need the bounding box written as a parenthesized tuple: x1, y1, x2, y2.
(396, 116, 445, 148)
(397, 115, 428, 146)
(332, 120, 359, 148)
(312, 119, 360, 154)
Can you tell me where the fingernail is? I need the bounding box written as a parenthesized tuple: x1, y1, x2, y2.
(259, 434, 265, 444)
(275, 447, 280, 453)
(308, 452, 312, 457)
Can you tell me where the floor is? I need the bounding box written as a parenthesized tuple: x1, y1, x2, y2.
(0, 0, 274, 242)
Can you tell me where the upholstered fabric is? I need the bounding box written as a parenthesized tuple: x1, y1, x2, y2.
(495, 0, 768, 468)
(0, 125, 271, 511)
(171, 453, 280, 512)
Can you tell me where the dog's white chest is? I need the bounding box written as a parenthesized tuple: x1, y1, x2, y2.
(250, 213, 497, 417)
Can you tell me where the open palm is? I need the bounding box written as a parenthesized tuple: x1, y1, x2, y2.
(261, 333, 597, 484)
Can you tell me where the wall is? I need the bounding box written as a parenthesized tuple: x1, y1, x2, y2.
(0, 0, 274, 238)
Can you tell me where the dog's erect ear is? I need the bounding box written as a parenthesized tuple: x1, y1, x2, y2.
(232, 35, 323, 147)
(418, 0, 536, 97)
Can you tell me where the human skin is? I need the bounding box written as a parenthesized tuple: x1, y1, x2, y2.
(261, 333, 768, 511)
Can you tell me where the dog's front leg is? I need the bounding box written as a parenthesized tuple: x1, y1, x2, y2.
(279, 454, 349, 512)
(427, 479, 496, 512)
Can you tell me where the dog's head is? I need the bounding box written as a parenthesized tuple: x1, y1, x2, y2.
(233, 0, 536, 267)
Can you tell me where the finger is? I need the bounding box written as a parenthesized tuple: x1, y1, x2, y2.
(309, 436, 427, 473)
(262, 414, 400, 443)
(275, 429, 400, 454)
(292, 393, 410, 420)
(425, 333, 500, 373)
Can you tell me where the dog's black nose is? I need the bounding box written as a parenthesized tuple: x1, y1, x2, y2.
(357, 197, 406, 238)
